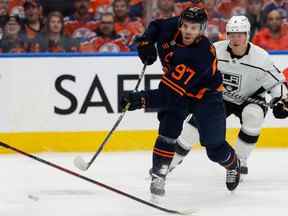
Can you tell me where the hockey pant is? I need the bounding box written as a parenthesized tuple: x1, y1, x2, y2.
(152, 91, 238, 177)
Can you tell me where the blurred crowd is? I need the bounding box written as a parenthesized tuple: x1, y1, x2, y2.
(0, 0, 287, 53)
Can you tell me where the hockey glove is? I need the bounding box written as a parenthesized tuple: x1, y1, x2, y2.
(120, 91, 146, 111)
(137, 40, 157, 66)
(272, 98, 288, 119)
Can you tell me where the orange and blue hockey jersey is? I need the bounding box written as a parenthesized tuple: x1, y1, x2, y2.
(142, 16, 223, 100)
(64, 14, 99, 41)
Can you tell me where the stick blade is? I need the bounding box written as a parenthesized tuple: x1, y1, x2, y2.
(176, 209, 198, 215)
(74, 156, 88, 171)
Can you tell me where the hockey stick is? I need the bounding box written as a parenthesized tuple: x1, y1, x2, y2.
(0, 142, 195, 215)
(223, 80, 286, 108)
(74, 64, 147, 171)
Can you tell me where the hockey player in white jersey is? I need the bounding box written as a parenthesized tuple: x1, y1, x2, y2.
(169, 15, 288, 175)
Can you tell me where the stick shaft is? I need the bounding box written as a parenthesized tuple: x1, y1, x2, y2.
(0, 141, 182, 214)
(223, 91, 272, 108)
(85, 64, 147, 169)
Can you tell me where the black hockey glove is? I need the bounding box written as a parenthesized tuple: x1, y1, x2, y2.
(137, 39, 157, 66)
(120, 91, 146, 111)
(272, 98, 288, 119)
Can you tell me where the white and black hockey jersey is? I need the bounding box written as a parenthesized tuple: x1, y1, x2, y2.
(214, 40, 286, 105)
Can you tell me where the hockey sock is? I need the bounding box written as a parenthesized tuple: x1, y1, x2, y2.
(236, 130, 258, 166)
(152, 135, 176, 177)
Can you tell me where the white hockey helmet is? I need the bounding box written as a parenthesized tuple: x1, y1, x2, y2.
(226, 15, 251, 42)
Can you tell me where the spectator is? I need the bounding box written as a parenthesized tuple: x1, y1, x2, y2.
(64, 0, 98, 42)
(263, 0, 288, 22)
(80, 12, 129, 52)
(113, 0, 144, 46)
(0, 0, 9, 39)
(40, 0, 74, 17)
(89, 0, 112, 20)
(8, 0, 25, 18)
(153, 0, 177, 20)
(0, 15, 28, 53)
(206, 23, 225, 42)
(0, 26, 3, 40)
(174, 0, 205, 15)
(206, 0, 226, 42)
(252, 9, 288, 50)
(22, 0, 43, 40)
(245, 0, 265, 39)
(89, 0, 111, 14)
(129, 0, 144, 18)
(217, 0, 247, 19)
(89, 0, 112, 13)
(151, 0, 204, 21)
(230, 5, 246, 16)
(205, 0, 223, 19)
(283, 68, 288, 88)
(31, 11, 79, 52)
(283, 68, 288, 94)
(0, 0, 8, 17)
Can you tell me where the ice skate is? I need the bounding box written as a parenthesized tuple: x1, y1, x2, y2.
(226, 159, 241, 191)
(150, 174, 166, 198)
(148, 158, 183, 178)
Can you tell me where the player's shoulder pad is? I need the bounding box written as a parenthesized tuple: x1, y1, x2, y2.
(249, 42, 270, 58)
(249, 42, 273, 66)
(197, 36, 218, 59)
(198, 36, 213, 49)
(195, 37, 217, 64)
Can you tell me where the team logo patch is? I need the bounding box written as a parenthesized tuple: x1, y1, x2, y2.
(223, 73, 241, 93)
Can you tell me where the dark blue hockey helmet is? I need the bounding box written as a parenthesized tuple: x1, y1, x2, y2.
(179, 7, 208, 31)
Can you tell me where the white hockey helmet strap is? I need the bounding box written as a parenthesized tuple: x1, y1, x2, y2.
(226, 15, 251, 43)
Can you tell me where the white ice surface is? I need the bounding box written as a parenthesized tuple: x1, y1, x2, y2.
(1, 149, 288, 216)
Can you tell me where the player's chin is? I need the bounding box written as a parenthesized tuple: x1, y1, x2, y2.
(183, 37, 194, 45)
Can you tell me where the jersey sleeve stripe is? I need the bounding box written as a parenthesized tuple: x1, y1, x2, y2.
(240, 62, 280, 82)
(273, 65, 282, 74)
(161, 78, 185, 96)
(162, 76, 185, 93)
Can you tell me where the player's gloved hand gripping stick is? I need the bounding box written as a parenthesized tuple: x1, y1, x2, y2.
(224, 81, 288, 119)
(74, 64, 147, 171)
(223, 80, 285, 108)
